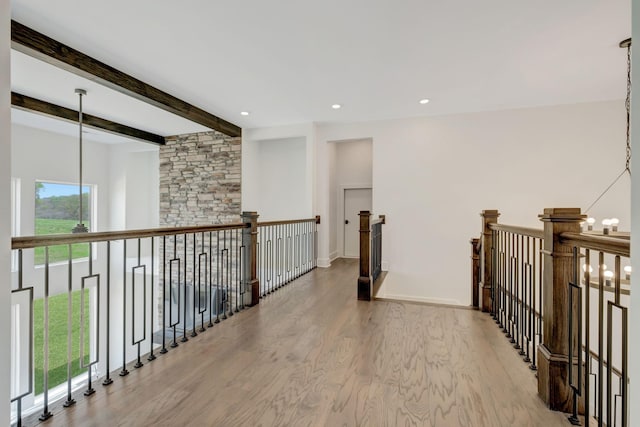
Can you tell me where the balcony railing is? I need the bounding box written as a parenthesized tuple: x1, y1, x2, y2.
(9, 212, 318, 427)
(490, 224, 544, 370)
(257, 217, 319, 296)
(473, 208, 630, 426)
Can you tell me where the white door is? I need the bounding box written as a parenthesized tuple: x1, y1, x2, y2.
(344, 188, 372, 257)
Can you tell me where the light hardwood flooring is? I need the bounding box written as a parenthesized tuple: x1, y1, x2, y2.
(36, 258, 569, 427)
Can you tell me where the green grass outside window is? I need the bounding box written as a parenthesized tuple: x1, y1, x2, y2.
(33, 290, 91, 395)
(34, 219, 91, 265)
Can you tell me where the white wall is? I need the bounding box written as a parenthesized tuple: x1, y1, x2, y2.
(629, 0, 639, 422)
(243, 137, 307, 220)
(1, 1, 11, 423)
(242, 123, 317, 221)
(110, 143, 160, 230)
(314, 100, 628, 305)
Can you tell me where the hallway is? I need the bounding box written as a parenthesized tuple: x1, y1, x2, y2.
(38, 259, 567, 427)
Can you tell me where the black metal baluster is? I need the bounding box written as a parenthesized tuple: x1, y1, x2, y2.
(170, 235, 180, 348)
(524, 236, 531, 363)
(538, 237, 544, 358)
(530, 237, 537, 371)
(501, 231, 506, 330)
(120, 240, 129, 376)
(568, 246, 582, 426)
(182, 233, 188, 342)
(584, 249, 591, 424)
(497, 231, 503, 326)
(133, 239, 144, 368)
(40, 247, 53, 420)
(261, 225, 265, 295)
(270, 225, 275, 293)
(496, 230, 500, 323)
(276, 225, 282, 288)
(226, 229, 232, 318)
(104, 241, 115, 380)
(492, 229, 498, 322)
(295, 223, 301, 279)
(503, 231, 507, 330)
(505, 233, 512, 337)
(598, 251, 604, 424)
(208, 232, 214, 327)
(149, 237, 156, 361)
(222, 231, 228, 320)
(199, 232, 207, 331)
(13, 249, 32, 427)
(235, 228, 240, 312)
(499, 231, 505, 330)
(84, 243, 96, 394)
(215, 231, 221, 323)
(239, 229, 246, 309)
(120, 240, 129, 377)
(161, 236, 168, 354)
(517, 234, 525, 354)
(191, 233, 198, 337)
(64, 244, 76, 405)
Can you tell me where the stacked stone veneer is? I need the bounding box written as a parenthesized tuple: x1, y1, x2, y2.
(160, 131, 241, 226)
(158, 131, 242, 328)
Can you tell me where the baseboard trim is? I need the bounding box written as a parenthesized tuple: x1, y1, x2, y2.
(329, 251, 339, 262)
(374, 293, 465, 308)
(317, 258, 331, 268)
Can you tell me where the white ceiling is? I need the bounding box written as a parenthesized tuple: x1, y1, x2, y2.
(10, 0, 631, 133)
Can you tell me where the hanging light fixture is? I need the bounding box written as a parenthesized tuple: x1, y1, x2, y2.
(583, 38, 632, 228)
(72, 88, 88, 234)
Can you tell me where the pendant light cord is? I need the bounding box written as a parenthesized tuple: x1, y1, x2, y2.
(625, 40, 632, 174)
(585, 38, 632, 214)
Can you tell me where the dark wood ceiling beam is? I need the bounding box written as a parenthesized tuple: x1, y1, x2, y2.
(12, 92, 166, 145)
(11, 20, 242, 137)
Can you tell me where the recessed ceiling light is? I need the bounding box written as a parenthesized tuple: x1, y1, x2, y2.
(331, 104, 342, 110)
(419, 99, 430, 104)
(241, 111, 250, 116)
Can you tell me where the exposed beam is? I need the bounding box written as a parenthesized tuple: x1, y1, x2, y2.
(11, 20, 242, 137)
(12, 92, 166, 145)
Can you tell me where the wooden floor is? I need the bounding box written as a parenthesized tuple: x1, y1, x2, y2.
(37, 258, 569, 427)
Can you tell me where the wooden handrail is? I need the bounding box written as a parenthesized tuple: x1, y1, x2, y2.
(559, 231, 630, 257)
(489, 223, 544, 239)
(257, 217, 319, 227)
(11, 222, 249, 250)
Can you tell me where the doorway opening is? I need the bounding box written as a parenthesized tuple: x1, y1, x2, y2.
(329, 138, 373, 261)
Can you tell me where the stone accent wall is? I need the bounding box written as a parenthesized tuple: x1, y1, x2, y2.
(159, 131, 241, 226)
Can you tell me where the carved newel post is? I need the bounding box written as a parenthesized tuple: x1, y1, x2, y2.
(479, 210, 499, 312)
(537, 208, 585, 411)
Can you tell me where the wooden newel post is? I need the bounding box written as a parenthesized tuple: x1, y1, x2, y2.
(357, 210, 372, 301)
(242, 211, 260, 306)
(470, 238, 480, 309)
(537, 208, 585, 411)
(479, 210, 499, 312)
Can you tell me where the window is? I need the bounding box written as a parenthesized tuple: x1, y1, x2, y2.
(34, 181, 94, 265)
